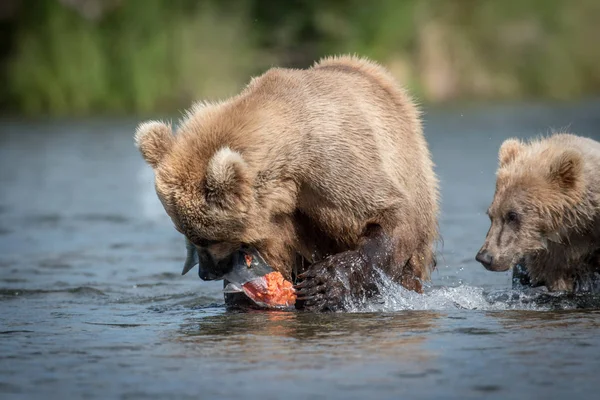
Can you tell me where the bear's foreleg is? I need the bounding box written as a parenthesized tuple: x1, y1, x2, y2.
(294, 225, 395, 312)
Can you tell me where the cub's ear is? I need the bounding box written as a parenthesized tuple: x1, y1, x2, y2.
(498, 138, 523, 167)
(205, 147, 252, 209)
(547, 149, 583, 192)
(134, 121, 174, 168)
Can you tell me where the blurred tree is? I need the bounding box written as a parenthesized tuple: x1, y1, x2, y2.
(1, 0, 599, 115)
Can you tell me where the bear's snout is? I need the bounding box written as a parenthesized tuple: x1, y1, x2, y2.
(476, 248, 512, 272)
(197, 249, 233, 281)
(475, 249, 494, 270)
(198, 268, 222, 281)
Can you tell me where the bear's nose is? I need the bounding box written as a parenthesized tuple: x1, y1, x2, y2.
(199, 269, 220, 281)
(476, 250, 493, 269)
(197, 249, 219, 281)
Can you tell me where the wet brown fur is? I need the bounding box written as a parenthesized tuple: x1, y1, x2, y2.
(478, 133, 600, 291)
(135, 55, 439, 305)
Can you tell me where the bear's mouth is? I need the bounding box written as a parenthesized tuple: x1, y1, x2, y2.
(181, 237, 234, 281)
(181, 238, 310, 309)
(181, 237, 279, 283)
(182, 236, 311, 283)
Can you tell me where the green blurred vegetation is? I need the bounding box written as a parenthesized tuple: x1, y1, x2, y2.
(1, 0, 599, 116)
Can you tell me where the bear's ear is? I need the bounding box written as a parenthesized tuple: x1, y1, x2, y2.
(134, 121, 174, 168)
(204, 147, 252, 209)
(547, 149, 583, 191)
(498, 138, 523, 167)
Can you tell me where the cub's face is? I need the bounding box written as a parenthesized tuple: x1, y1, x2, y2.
(476, 137, 584, 273)
(476, 189, 546, 272)
(135, 120, 259, 281)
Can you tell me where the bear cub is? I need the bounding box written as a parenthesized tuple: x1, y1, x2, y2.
(476, 133, 600, 292)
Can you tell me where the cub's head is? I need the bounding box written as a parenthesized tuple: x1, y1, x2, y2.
(476, 137, 584, 272)
(134, 120, 260, 280)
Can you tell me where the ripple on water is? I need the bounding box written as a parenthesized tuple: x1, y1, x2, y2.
(0, 286, 107, 298)
(453, 327, 498, 335)
(74, 213, 130, 224)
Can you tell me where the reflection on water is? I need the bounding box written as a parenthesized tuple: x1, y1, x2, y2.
(175, 311, 439, 366)
(1, 101, 600, 399)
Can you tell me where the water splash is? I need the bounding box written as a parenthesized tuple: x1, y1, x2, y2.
(343, 270, 600, 313)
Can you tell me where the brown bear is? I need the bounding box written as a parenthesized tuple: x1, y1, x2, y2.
(135, 55, 439, 311)
(476, 133, 600, 292)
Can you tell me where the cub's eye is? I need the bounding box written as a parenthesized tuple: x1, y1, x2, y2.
(506, 211, 519, 223)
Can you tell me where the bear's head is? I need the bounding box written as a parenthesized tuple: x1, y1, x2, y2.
(476, 137, 585, 272)
(134, 120, 262, 280)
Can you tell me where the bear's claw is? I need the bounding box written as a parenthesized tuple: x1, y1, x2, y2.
(294, 251, 363, 312)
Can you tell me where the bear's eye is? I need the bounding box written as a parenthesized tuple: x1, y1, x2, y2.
(505, 211, 519, 224)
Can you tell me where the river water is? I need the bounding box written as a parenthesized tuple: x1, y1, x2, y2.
(1, 101, 600, 399)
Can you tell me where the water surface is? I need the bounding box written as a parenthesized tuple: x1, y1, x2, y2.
(1, 101, 600, 399)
